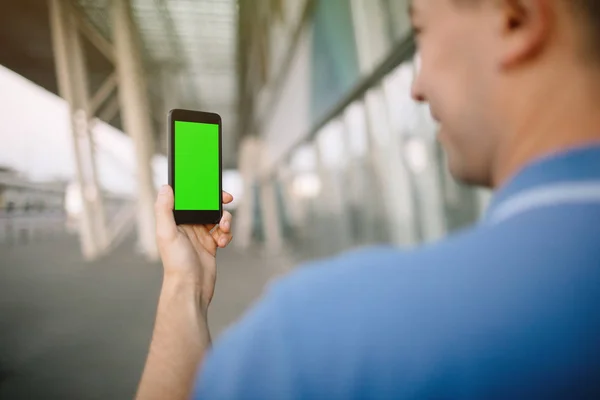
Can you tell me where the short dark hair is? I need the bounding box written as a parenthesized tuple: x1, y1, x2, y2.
(569, 1, 600, 59)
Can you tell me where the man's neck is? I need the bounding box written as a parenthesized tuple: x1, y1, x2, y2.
(492, 69, 600, 189)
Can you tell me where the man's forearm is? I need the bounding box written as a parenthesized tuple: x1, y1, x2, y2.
(136, 276, 210, 400)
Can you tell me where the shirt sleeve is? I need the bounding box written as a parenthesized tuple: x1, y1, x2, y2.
(192, 281, 298, 400)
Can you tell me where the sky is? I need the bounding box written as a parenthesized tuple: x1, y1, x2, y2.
(0, 64, 167, 196)
(0, 64, 242, 205)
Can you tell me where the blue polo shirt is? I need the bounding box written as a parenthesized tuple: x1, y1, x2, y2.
(194, 145, 600, 399)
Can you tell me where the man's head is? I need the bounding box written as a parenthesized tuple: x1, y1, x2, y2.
(410, 0, 600, 187)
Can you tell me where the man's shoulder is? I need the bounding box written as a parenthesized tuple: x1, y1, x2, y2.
(275, 203, 600, 301)
(261, 217, 600, 393)
(266, 210, 600, 342)
(274, 226, 488, 298)
(245, 228, 500, 395)
(265, 226, 496, 336)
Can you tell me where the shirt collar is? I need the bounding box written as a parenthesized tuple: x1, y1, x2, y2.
(485, 142, 600, 221)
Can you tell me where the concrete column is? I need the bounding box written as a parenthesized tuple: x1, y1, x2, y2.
(111, 0, 158, 260)
(343, 102, 382, 244)
(340, 111, 369, 244)
(349, 0, 417, 246)
(349, 0, 391, 72)
(277, 165, 303, 229)
(260, 178, 283, 253)
(364, 88, 417, 246)
(158, 68, 180, 153)
(48, 0, 99, 260)
(235, 137, 260, 250)
(69, 14, 110, 252)
(409, 108, 446, 242)
(315, 134, 354, 252)
(250, 138, 284, 253)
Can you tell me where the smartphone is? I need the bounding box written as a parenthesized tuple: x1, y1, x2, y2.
(168, 109, 222, 225)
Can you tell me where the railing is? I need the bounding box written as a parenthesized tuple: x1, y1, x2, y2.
(0, 179, 135, 248)
(257, 30, 486, 257)
(266, 34, 416, 178)
(0, 206, 67, 245)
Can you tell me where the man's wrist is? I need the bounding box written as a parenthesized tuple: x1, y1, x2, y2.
(161, 274, 207, 317)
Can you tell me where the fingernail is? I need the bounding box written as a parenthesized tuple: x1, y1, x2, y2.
(220, 237, 227, 246)
(159, 185, 169, 194)
(223, 221, 230, 230)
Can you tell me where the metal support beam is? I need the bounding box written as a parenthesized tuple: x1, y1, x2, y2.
(158, 69, 179, 153)
(97, 96, 121, 124)
(69, 1, 116, 64)
(264, 34, 415, 179)
(90, 73, 118, 115)
(252, 0, 316, 136)
(68, 7, 110, 253)
(105, 201, 137, 253)
(49, 0, 106, 260)
(111, 0, 158, 260)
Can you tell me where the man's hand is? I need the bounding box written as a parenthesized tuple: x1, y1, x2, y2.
(136, 185, 234, 400)
(154, 185, 234, 311)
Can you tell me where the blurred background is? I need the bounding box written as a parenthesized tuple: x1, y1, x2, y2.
(0, 0, 491, 398)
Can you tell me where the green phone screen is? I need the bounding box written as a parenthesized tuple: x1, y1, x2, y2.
(174, 121, 219, 211)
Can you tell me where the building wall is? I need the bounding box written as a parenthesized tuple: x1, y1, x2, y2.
(243, 0, 488, 253)
(261, 29, 313, 171)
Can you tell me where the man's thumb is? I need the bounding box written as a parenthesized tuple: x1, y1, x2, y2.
(155, 185, 177, 241)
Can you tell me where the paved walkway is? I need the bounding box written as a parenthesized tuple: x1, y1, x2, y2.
(0, 233, 293, 399)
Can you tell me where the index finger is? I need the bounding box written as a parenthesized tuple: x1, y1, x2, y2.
(222, 191, 234, 205)
(203, 192, 234, 231)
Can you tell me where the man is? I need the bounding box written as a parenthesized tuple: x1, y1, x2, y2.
(138, 0, 600, 398)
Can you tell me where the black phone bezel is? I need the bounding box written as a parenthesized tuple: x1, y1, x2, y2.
(168, 108, 223, 225)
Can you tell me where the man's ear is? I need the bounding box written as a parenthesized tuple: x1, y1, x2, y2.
(498, 0, 553, 68)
